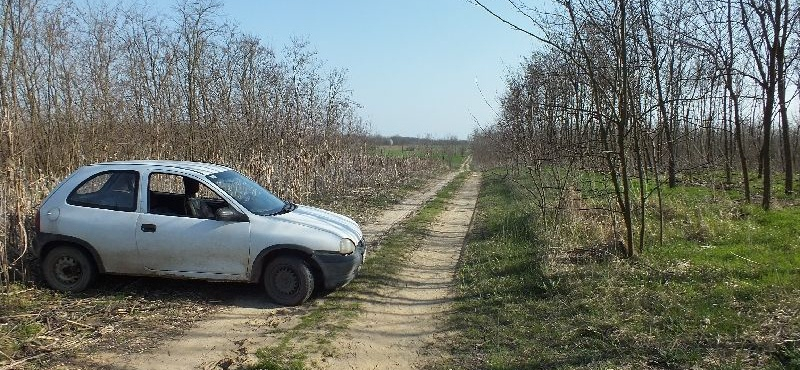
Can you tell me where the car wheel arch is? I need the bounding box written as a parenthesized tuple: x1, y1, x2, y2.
(250, 244, 323, 285)
(38, 236, 105, 274)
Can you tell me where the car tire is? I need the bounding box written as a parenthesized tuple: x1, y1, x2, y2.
(42, 245, 96, 292)
(263, 256, 314, 306)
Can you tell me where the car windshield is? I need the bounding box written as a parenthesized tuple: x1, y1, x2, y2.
(206, 170, 287, 216)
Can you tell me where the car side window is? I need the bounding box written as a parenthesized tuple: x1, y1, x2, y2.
(148, 173, 226, 219)
(66, 171, 139, 212)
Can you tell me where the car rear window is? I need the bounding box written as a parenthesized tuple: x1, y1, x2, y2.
(66, 170, 139, 212)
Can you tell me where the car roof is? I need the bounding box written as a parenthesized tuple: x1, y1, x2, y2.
(91, 160, 234, 176)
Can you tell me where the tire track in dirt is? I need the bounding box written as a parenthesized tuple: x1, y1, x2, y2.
(314, 172, 480, 370)
(88, 170, 462, 370)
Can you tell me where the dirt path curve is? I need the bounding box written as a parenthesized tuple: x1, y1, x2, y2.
(315, 171, 480, 370)
(91, 169, 463, 370)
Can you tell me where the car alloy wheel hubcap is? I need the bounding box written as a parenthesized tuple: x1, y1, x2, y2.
(274, 266, 299, 295)
(54, 256, 81, 284)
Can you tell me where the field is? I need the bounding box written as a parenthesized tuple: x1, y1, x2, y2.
(437, 170, 800, 369)
(373, 144, 468, 170)
(3, 0, 800, 368)
(4, 159, 800, 369)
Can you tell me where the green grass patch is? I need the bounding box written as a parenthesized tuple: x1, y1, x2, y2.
(373, 144, 468, 170)
(1, 285, 59, 359)
(249, 171, 470, 370)
(436, 170, 800, 370)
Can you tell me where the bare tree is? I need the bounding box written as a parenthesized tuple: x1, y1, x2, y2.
(473, 0, 799, 256)
(739, 0, 794, 208)
(775, 0, 799, 194)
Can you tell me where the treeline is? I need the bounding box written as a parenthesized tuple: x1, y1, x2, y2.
(472, 0, 799, 256)
(0, 0, 443, 288)
(366, 135, 468, 146)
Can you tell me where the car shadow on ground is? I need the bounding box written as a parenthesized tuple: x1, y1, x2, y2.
(84, 274, 281, 309)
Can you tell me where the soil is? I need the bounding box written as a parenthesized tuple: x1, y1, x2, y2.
(80, 169, 471, 370)
(314, 172, 481, 369)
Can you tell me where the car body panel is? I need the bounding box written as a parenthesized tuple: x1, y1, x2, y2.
(262, 205, 362, 247)
(280, 205, 362, 241)
(38, 167, 142, 273)
(135, 213, 251, 279)
(44, 207, 141, 273)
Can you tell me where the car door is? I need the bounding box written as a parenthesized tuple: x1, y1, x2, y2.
(134, 172, 251, 280)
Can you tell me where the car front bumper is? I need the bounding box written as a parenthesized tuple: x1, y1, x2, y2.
(313, 239, 366, 290)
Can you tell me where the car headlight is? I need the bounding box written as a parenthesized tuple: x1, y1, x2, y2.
(339, 238, 356, 255)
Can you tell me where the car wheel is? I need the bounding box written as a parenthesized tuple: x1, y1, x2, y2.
(263, 256, 314, 306)
(42, 245, 96, 292)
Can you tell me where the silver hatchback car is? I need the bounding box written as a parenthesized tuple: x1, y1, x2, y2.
(34, 160, 366, 306)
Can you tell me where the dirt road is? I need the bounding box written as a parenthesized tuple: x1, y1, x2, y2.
(91, 170, 465, 370)
(315, 172, 480, 369)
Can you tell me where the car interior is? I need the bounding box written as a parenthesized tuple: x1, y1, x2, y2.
(148, 173, 228, 219)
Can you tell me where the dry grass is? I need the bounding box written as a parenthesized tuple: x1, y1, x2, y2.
(1, 277, 236, 369)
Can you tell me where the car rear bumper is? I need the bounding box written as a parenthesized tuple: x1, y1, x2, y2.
(313, 240, 366, 290)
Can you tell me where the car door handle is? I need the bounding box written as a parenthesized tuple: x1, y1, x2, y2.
(141, 224, 157, 233)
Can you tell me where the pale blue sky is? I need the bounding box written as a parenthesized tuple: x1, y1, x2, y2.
(220, 1, 543, 140)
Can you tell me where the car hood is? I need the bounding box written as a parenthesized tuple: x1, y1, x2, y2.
(271, 205, 363, 242)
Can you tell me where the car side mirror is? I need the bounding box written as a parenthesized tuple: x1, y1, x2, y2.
(215, 207, 248, 222)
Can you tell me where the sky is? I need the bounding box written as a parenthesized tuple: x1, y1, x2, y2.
(217, 1, 544, 140)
